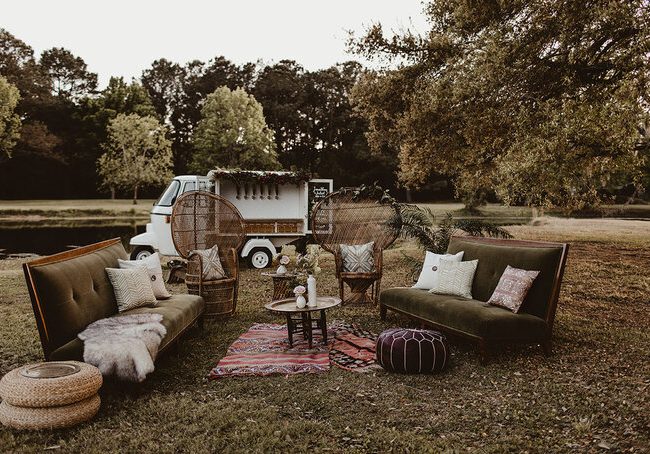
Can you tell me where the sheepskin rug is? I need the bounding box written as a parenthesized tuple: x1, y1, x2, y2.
(78, 314, 167, 382)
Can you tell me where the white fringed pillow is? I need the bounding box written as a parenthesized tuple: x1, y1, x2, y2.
(412, 251, 464, 290)
(190, 245, 226, 280)
(118, 252, 171, 299)
(340, 241, 375, 273)
(106, 267, 157, 312)
(429, 259, 479, 299)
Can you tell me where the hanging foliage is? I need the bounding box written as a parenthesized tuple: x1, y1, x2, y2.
(210, 169, 311, 188)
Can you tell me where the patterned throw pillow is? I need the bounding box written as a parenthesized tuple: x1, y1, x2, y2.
(106, 267, 157, 312)
(412, 251, 464, 290)
(118, 252, 171, 299)
(488, 266, 540, 313)
(340, 242, 375, 273)
(190, 245, 226, 281)
(429, 259, 479, 299)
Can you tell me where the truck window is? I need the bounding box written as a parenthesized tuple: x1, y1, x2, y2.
(183, 182, 196, 192)
(156, 180, 180, 206)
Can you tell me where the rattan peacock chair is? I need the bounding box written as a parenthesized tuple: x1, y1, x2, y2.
(171, 191, 246, 318)
(311, 188, 400, 305)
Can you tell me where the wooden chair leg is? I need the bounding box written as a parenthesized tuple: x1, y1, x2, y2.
(197, 315, 205, 330)
(479, 339, 490, 365)
(339, 279, 345, 303)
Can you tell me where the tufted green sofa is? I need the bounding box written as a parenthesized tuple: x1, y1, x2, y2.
(23, 238, 205, 362)
(380, 236, 568, 363)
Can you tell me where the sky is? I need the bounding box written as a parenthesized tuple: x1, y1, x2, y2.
(3, 0, 429, 87)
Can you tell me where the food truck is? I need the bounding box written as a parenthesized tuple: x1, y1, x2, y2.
(129, 170, 333, 268)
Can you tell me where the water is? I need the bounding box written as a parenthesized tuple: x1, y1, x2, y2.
(0, 223, 145, 256)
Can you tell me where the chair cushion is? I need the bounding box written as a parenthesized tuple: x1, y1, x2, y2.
(49, 294, 205, 361)
(105, 267, 157, 312)
(487, 265, 540, 313)
(118, 252, 171, 299)
(381, 288, 548, 341)
(429, 259, 478, 299)
(190, 245, 226, 280)
(446, 237, 564, 318)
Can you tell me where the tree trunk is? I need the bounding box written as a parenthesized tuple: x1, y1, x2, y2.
(133, 185, 138, 205)
(110, 187, 115, 200)
(405, 188, 412, 203)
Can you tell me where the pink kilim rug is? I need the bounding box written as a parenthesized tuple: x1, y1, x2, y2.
(209, 323, 332, 379)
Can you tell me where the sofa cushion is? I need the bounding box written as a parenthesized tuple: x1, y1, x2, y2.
(381, 288, 548, 341)
(28, 241, 127, 353)
(49, 294, 205, 362)
(446, 237, 564, 318)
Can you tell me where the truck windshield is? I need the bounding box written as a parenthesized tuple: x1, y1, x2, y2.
(156, 180, 180, 206)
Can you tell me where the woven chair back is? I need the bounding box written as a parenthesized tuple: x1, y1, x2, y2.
(171, 191, 246, 258)
(311, 189, 400, 254)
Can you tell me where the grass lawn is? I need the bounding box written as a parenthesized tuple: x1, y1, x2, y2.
(0, 218, 649, 452)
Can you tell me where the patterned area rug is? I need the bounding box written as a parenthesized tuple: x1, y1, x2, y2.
(329, 322, 381, 373)
(209, 323, 332, 379)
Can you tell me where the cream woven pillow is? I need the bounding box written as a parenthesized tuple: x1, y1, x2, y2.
(106, 267, 157, 312)
(429, 259, 479, 299)
(118, 252, 171, 299)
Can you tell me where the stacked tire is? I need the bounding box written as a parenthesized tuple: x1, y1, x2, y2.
(0, 361, 102, 430)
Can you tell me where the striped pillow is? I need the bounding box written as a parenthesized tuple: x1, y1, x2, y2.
(340, 242, 375, 273)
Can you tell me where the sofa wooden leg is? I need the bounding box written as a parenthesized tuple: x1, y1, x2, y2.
(379, 304, 387, 321)
(197, 315, 205, 330)
(541, 339, 552, 356)
(479, 339, 490, 365)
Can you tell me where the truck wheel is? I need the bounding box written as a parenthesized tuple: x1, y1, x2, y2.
(248, 248, 272, 269)
(130, 246, 154, 261)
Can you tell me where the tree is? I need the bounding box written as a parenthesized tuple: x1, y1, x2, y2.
(98, 113, 174, 204)
(190, 86, 280, 172)
(141, 58, 184, 122)
(0, 75, 20, 157)
(351, 1, 650, 210)
(40, 47, 97, 101)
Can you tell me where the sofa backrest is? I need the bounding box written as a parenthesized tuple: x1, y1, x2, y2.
(446, 236, 568, 321)
(23, 238, 127, 359)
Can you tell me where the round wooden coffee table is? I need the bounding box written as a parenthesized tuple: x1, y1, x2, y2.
(264, 296, 341, 348)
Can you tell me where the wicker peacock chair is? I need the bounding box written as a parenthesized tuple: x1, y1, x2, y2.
(171, 191, 246, 318)
(311, 189, 400, 305)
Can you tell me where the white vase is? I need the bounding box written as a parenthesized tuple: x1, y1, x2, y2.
(276, 264, 287, 275)
(296, 295, 306, 308)
(307, 275, 317, 307)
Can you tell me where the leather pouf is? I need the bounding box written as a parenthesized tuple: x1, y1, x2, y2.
(376, 328, 449, 373)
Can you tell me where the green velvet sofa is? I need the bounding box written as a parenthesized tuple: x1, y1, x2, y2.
(380, 236, 569, 362)
(23, 238, 205, 362)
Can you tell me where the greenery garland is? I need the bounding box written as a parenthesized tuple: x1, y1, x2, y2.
(210, 169, 311, 187)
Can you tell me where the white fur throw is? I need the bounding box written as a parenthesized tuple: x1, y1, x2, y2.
(78, 314, 167, 382)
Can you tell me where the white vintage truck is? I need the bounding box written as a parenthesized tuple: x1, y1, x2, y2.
(129, 170, 333, 269)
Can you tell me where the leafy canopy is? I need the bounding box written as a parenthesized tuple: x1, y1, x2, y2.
(351, 0, 650, 209)
(0, 75, 21, 158)
(97, 113, 173, 203)
(191, 86, 280, 173)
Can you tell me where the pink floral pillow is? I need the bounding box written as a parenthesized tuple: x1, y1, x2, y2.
(488, 266, 540, 313)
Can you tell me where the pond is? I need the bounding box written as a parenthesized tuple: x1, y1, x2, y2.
(0, 222, 145, 256)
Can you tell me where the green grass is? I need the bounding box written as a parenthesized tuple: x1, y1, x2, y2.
(0, 220, 649, 452)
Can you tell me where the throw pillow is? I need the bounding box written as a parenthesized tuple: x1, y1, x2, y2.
(118, 252, 171, 299)
(429, 259, 479, 299)
(106, 267, 157, 312)
(488, 265, 540, 313)
(190, 245, 226, 280)
(340, 241, 375, 273)
(412, 251, 464, 290)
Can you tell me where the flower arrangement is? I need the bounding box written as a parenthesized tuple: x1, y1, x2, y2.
(293, 285, 306, 296)
(294, 245, 322, 279)
(273, 254, 291, 266)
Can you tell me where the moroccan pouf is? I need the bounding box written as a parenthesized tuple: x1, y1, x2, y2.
(376, 328, 449, 374)
(0, 361, 102, 430)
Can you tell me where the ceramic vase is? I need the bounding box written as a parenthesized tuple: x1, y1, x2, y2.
(296, 295, 306, 308)
(276, 264, 287, 275)
(307, 275, 317, 307)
